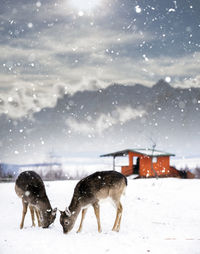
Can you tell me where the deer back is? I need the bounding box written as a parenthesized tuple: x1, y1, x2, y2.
(15, 171, 47, 204)
(15, 170, 57, 228)
(73, 170, 127, 206)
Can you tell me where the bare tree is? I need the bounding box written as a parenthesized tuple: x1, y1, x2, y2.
(149, 137, 158, 179)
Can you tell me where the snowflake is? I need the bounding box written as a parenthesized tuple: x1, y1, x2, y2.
(135, 5, 142, 13)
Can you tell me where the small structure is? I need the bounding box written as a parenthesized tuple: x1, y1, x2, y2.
(100, 148, 180, 178)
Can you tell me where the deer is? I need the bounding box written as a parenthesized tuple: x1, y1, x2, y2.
(59, 170, 127, 234)
(15, 170, 57, 229)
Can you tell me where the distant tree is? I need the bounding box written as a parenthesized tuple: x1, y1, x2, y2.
(194, 167, 200, 178)
(0, 164, 3, 178)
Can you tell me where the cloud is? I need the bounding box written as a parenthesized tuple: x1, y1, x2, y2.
(0, 82, 64, 119)
(0, 0, 200, 119)
(173, 74, 200, 88)
(0, 14, 153, 118)
(1, 39, 200, 119)
(66, 105, 147, 135)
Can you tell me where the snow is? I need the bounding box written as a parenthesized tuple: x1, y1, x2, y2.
(165, 76, 171, 83)
(36, 1, 41, 8)
(121, 149, 174, 157)
(0, 178, 200, 254)
(135, 5, 142, 13)
(27, 23, 33, 28)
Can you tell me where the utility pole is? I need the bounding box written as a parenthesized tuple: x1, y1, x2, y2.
(113, 156, 116, 170)
(151, 141, 158, 179)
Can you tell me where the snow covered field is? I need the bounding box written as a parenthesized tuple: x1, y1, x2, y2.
(0, 178, 200, 254)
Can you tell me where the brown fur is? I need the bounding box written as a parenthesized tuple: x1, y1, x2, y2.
(60, 170, 127, 234)
(15, 171, 57, 229)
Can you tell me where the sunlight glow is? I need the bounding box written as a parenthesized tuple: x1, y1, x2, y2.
(68, 0, 102, 13)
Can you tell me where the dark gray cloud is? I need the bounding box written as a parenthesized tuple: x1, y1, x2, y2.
(0, 80, 200, 163)
(0, 0, 200, 163)
(1, 0, 199, 91)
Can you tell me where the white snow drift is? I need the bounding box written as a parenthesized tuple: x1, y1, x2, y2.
(0, 178, 200, 254)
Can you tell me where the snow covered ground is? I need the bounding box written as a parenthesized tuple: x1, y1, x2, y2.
(0, 178, 200, 254)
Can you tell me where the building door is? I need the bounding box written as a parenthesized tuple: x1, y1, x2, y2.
(134, 157, 140, 174)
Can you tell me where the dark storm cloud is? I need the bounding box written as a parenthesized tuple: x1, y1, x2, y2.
(0, 0, 200, 120)
(111, 0, 200, 57)
(0, 0, 199, 165)
(1, 80, 200, 163)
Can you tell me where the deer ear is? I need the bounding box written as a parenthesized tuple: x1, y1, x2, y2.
(52, 208, 57, 216)
(65, 207, 71, 217)
(59, 210, 64, 215)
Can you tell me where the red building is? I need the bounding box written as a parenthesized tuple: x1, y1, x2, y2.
(101, 148, 180, 178)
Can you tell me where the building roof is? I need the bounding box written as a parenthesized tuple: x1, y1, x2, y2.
(100, 148, 175, 158)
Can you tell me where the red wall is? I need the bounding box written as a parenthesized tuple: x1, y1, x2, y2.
(121, 152, 174, 177)
(139, 156, 170, 177)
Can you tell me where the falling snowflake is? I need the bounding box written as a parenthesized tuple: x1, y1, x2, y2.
(25, 191, 30, 196)
(78, 11, 84, 16)
(36, 1, 41, 8)
(27, 23, 33, 28)
(135, 5, 142, 13)
(165, 76, 171, 83)
(8, 97, 13, 102)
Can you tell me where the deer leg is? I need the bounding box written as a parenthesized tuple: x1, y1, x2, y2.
(77, 208, 87, 233)
(93, 202, 102, 233)
(20, 199, 28, 229)
(116, 205, 123, 232)
(29, 205, 36, 227)
(35, 208, 41, 227)
(112, 202, 123, 232)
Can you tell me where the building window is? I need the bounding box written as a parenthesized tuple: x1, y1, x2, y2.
(152, 157, 157, 163)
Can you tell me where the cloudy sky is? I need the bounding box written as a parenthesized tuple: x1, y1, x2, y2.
(0, 0, 200, 164)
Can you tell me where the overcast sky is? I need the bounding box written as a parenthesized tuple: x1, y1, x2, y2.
(0, 0, 200, 163)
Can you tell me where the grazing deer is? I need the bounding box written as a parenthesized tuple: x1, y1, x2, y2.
(59, 170, 127, 234)
(15, 171, 57, 229)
